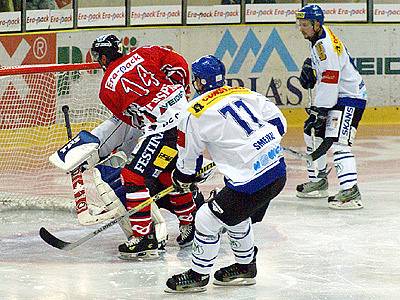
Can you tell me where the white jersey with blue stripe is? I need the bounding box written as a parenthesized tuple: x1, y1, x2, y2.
(310, 26, 367, 109)
(176, 86, 287, 194)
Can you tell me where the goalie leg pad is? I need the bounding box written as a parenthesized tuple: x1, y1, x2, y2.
(151, 203, 168, 250)
(93, 165, 132, 238)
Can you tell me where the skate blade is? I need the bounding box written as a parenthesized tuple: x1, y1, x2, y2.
(296, 190, 329, 198)
(164, 286, 207, 293)
(213, 278, 256, 286)
(118, 249, 159, 260)
(178, 241, 193, 249)
(328, 201, 363, 210)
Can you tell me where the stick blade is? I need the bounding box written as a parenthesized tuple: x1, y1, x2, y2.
(39, 227, 72, 250)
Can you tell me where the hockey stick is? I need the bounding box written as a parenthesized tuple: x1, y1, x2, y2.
(283, 147, 309, 161)
(307, 88, 320, 178)
(39, 161, 216, 251)
(62, 105, 120, 226)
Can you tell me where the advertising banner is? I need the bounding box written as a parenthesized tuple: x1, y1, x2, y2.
(316, 3, 367, 22)
(187, 5, 240, 24)
(374, 4, 400, 22)
(0, 12, 21, 33)
(131, 5, 181, 25)
(26, 9, 73, 31)
(246, 4, 300, 23)
(77, 6, 125, 27)
(1, 25, 399, 108)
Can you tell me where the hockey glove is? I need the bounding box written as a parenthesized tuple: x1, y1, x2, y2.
(304, 106, 329, 135)
(171, 169, 196, 194)
(299, 58, 316, 90)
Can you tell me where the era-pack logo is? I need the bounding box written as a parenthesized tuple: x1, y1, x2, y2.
(214, 28, 298, 74)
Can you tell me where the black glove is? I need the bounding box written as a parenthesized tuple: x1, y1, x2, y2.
(304, 106, 328, 135)
(171, 169, 196, 194)
(299, 58, 316, 90)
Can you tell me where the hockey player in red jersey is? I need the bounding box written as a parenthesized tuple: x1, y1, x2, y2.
(89, 34, 196, 258)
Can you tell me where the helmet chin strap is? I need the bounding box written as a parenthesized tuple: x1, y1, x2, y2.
(192, 78, 205, 95)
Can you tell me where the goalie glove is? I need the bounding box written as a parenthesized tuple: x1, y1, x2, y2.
(49, 130, 100, 173)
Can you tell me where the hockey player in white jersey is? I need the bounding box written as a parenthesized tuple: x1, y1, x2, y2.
(165, 55, 287, 293)
(295, 4, 366, 209)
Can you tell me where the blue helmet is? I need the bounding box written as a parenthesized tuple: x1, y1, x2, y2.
(296, 4, 324, 25)
(191, 55, 225, 94)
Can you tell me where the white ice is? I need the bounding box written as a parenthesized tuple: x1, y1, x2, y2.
(0, 135, 399, 300)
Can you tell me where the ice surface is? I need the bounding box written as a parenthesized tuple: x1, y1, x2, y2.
(1, 133, 399, 300)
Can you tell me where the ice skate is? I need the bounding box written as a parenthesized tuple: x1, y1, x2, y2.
(213, 246, 258, 286)
(328, 184, 363, 210)
(118, 231, 159, 260)
(296, 178, 328, 198)
(165, 269, 210, 293)
(176, 222, 195, 248)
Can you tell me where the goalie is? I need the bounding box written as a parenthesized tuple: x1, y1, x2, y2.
(50, 34, 205, 259)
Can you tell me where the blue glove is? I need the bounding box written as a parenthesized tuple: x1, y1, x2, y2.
(299, 58, 316, 90)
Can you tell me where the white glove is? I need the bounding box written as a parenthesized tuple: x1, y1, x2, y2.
(49, 130, 100, 173)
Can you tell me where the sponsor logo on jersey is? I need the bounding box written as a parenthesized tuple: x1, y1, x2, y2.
(153, 145, 178, 169)
(158, 89, 184, 114)
(253, 132, 276, 150)
(105, 53, 144, 91)
(253, 145, 282, 172)
(326, 26, 343, 56)
(315, 41, 327, 61)
(340, 106, 354, 137)
(188, 86, 251, 117)
(192, 241, 204, 255)
(321, 70, 339, 84)
(145, 84, 182, 112)
(133, 132, 163, 173)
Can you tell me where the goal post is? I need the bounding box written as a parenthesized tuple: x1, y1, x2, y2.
(0, 62, 111, 211)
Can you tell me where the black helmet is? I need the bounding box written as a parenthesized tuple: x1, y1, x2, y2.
(91, 34, 122, 69)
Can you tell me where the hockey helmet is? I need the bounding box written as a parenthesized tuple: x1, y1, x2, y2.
(191, 55, 225, 94)
(296, 4, 324, 25)
(91, 34, 122, 69)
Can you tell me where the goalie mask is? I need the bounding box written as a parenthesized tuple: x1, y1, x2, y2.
(91, 34, 123, 70)
(191, 55, 225, 94)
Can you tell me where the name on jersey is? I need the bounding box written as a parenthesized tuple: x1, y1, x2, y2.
(341, 106, 354, 137)
(105, 53, 144, 91)
(253, 145, 282, 172)
(188, 86, 251, 118)
(253, 132, 276, 150)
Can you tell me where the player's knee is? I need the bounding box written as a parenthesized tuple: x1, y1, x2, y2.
(120, 168, 145, 186)
(195, 205, 222, 237)
(332, 143, 352, 155)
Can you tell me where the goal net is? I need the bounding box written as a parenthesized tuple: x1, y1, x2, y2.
(0, 63, 111, 211)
